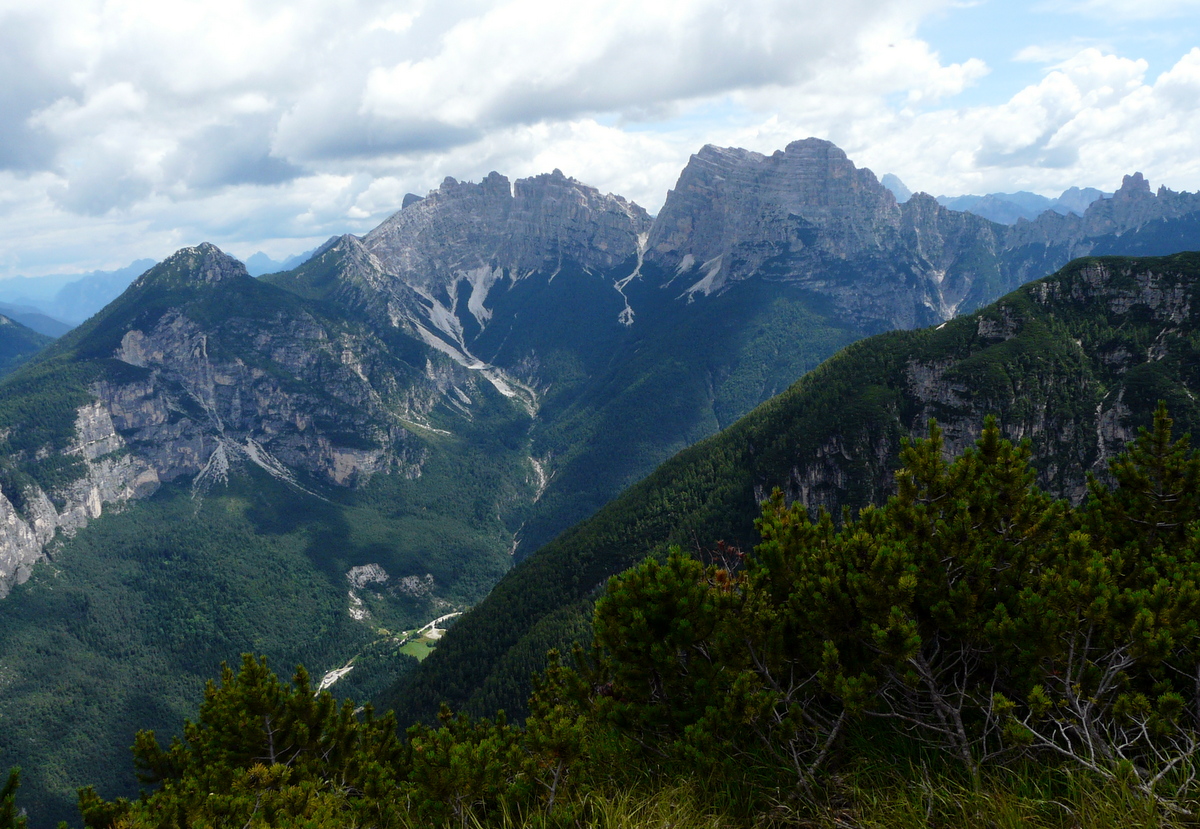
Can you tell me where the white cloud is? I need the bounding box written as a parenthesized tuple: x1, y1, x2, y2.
(0, 0, 1198, 279)
(1014, 40, 1108, 64)
(0, 0, 949, 275)
(839, 47, 1200, 197)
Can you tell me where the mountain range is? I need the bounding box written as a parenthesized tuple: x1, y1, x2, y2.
(243, 247, 321, 276)
(936, 187, 1111, 224)
(1, 137, 1200, 821)
(0, 260, 158, 332)
(881, 173, 1112, 224)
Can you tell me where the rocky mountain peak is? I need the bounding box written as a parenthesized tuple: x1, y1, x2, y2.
(1114, 172, 1152, 200)
(645, 136, 902, 294)
(134, 243, 247, 290)
(1004, 170, 1200, 249)
(361, 169, 649, 293)
(881, 173, 913, 202)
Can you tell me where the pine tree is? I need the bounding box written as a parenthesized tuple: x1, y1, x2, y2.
(1, 768, 26, 829)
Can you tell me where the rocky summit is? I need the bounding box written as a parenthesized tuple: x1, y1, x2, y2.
(645, 138, 1003, 329)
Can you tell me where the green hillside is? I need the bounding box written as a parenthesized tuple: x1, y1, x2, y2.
(0, 316, 50, 378)
(387, 252, 1200, 726)
(4, 242, 1200, 824)
(269, 250, 868, 558)
(0, 247, 874, 824)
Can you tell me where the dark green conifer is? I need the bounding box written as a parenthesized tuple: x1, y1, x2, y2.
(1, 768, 26, 829)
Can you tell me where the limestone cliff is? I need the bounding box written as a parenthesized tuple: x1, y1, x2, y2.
(365, 170, 651, 288)
(643, 139, 1004, 331)
(359, 171, 651, 355)
(0, 400, 158, 597)
(1002, 173, 1200, 286)
(642, 141, 1200, 333)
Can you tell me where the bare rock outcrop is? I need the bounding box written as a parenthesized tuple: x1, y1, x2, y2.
(643, 138, 1005, 331)
(0, 400, 159, 597)
(364, 170, 652, 290)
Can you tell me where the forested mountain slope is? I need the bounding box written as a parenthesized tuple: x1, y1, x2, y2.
(388, 251, 1200, 725)
(0, 247, 535, 822)
(0, 315, 50, 377)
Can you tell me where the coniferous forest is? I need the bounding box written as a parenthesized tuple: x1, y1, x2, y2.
(6, 405, 1200, 827)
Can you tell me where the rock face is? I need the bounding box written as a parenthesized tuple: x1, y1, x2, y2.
(1004, 174, 1200, 258)
(645, 138, 1002, 330)
(360, 170, 650, 348)
(101, 246, 427, 487)
(0, 401, 159, 597)
(644, 141, 1200, 332)
(648, 140, 902, 277)
(313, 171, 653, 399)
(779, 255, 1200, 517)
(365, 170, 651, 285)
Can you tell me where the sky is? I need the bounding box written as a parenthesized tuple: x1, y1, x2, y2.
(1, 0, 1199, 278)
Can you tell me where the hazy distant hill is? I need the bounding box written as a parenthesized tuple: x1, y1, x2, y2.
(243, 245, 323, 276)
(0, 302, 71, 337)
(0, 314, 51, 374)
(880, 171, 1111, 224)
(0, 259, 156, 327)
(937, 186, 1110, 224)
